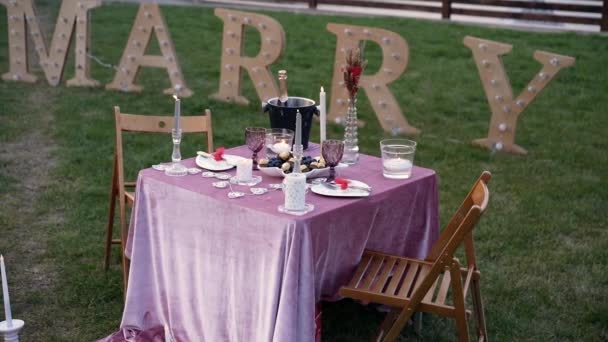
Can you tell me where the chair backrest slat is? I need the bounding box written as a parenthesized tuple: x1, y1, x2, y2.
(410, 205, 483, 307)
(113, 106, 214, 201)
(425, 171, 491, 267)
(119, 113, 212, 134)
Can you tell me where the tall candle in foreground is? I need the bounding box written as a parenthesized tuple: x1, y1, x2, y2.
(0, 255, 12, 327)
(295, 110, 302, 147)
(319, 87, 326, 144)
(283, 173, 307, 211)
(173, 95, 181, 132)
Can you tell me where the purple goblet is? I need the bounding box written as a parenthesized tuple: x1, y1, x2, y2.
(322, 139, 344, 182)
(245, 127, 266, 170)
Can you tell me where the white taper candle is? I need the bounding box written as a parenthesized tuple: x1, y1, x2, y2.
(295, 110, 302, 147)
(173, 95, 181, 132)
(0, 255, 12, 327)
(320, 86, 326, 144)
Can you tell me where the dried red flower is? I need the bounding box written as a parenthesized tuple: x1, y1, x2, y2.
(343, 47, 367, 100)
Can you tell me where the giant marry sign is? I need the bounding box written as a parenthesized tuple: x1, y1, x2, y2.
(0, 1, 574, 153)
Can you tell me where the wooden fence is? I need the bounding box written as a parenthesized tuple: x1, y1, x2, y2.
(292, 0, 607, 31)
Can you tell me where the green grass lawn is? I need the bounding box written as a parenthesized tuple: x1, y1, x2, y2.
(0, 1, 607, 341)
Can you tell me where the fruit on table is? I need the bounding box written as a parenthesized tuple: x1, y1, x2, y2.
(259, 152, 326, 173)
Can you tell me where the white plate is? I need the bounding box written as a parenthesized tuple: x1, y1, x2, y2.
(195, 154, 246, 171)
(258, 163, 347, 179)
(311, 180, 371, 197)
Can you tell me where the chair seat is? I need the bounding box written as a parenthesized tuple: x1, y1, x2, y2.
(340, 250, 467, 318)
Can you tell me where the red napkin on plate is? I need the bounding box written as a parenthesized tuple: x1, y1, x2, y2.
(335, 177, 350, 190)
(212, 147, 225, 161)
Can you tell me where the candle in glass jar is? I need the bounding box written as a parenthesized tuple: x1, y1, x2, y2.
(173, 95, 181, 132)
(271, 141, 291, 154)
(383, 158, 412, 172)
(236, 159, 253, 182)
(1, 255, 12, 327)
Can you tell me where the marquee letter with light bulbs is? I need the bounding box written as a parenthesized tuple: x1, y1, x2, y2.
(1, 0, 101, 86)
(464, 36, 575, 155)
(106, 3, 192, 97)
(327, 23, 419, 136)
(210, 8, 285, 105)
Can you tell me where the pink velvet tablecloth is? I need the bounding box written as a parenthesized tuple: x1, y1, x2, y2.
(121, 144, 439, 342)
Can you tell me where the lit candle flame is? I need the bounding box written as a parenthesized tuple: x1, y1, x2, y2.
(173, 94, 179, 101)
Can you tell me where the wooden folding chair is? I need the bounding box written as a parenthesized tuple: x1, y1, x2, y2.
(339, 171, 491, 342)
(104, 106, 214, 293)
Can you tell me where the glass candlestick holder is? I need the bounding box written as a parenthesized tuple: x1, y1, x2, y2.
(165, 128, 188, 177)
(292, 144, 303, 174)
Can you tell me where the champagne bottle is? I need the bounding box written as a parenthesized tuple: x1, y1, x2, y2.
(278, 70, 288, 105)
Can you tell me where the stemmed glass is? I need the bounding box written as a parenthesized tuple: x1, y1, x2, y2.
(245, 127, 266, 170)
(322, 139, 344, 182)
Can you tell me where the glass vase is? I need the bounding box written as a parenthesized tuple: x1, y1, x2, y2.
(342, 97, 359, 165)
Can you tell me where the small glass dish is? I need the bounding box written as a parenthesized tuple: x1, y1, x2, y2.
(250, 187, 268, 195)
(212, 181, 229, 188)
(278, 203, 315, 216)
(202, 172, 231, 180)
(229, 175, 262, 186)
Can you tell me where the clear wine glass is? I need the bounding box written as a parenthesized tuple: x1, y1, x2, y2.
(322, 139, 344, 182)
(245, 127, 266, 170)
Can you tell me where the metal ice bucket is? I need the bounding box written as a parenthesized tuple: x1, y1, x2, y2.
(262, 97, 319, 150)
